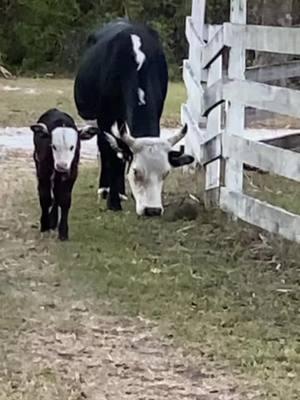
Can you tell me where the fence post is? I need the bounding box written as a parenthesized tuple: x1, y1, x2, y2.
(181, 0, 207, 167)
(224, 0, 247, 195)
(204, 25, 223, 207)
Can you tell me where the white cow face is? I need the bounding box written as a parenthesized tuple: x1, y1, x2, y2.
(51, 127, 78, 172)
(30, 123, 99, 174)
(106, 124, 194, 216)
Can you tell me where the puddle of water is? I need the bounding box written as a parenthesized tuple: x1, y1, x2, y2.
(0, 127, 183, 160)
(2, 85, 21, 91)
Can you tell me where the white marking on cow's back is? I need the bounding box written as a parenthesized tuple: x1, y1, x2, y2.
(137, 88, 146, 105)
(131, 34, 146, 71)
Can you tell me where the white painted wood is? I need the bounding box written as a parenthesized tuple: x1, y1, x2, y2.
(224, 0, 246, 193)
(202, 78, 226, 116)
(225, 23, 300, 55)
(220, 188, 300, 243)
(200, 134, 222, 165)
(181, 104, 206, 164)
(205, 159, 222, 190)
(246, 61, 300, 83)
(223, 79, 300, 119)
(203, 25, 224, 203)
(202, 26, 224, 68)
(183, 60, 203, 122)
(186, 17, 204, 82)
(206, 26, 223, 139)
(223, 134, 300, 183)
(203, 24, 222, 41)
(191, 0, 206, 38)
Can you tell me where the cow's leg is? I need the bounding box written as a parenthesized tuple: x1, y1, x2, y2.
(118, 162, 127, 201)
(49, 201, 58, 230)
(54, 180, 74, 241)
(107, 155, 124, 211)
(38, 179, 52, 232)
(97, 130, 110, 200)
(116, 119, 127, 200)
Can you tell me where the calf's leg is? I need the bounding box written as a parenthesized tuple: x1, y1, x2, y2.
(38, 179, 52, 232)
(49, 202, 58, 230)
(54, 180, 74, 241)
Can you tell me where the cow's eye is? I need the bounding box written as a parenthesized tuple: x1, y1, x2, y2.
(162, 171, 169, 179)
(133, 168, 143, 181)
(70, 146, 74, 151)
(52, 145, 57, 151)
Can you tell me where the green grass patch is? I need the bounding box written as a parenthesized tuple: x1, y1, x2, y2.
(31, 166, 300, 400)
(0, 78, 186, 127)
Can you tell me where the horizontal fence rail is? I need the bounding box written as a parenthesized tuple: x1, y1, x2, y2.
(182, 0, 300, 243)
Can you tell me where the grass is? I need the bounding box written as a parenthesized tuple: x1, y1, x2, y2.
(0, 78, 185, 127)
(1, 76, 300, 398)
(23, 166, 300, 400)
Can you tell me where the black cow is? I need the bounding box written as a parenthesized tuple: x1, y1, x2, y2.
(74, 19, 194, 216)
(30, 108, 97, 240)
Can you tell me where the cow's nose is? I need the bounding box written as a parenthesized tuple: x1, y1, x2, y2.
(144, 207, 162, 217)
(56, 162, 68, 172)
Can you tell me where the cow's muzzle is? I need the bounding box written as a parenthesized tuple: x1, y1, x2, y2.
(144, 207, 162, 217)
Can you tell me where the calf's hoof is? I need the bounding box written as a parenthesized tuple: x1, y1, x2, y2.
(40, 224, 50, 233)
(58, 233, 69, 241)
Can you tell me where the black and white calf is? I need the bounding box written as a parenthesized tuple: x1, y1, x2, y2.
(30, 108, 97, 240)
(74, 19, 194, 216)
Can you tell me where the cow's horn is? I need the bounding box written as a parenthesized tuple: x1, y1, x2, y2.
(121, 123, 140, 152)
(168, 124, 188, 147)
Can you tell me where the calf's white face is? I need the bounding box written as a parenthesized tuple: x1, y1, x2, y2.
(51, 127, 78, 172)
(107, 124, 194, 216)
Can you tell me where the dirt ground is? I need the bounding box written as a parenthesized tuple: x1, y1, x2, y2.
(0, 152, 259, 400)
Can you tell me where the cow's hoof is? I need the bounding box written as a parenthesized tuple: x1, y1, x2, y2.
(107, 204, 122, 212)
(58, 233, 69, 241)
(98, 188, 109, 200)
(119, 193, 128, 201)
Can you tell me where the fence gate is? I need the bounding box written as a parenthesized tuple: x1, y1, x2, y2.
(182, 0, 300, 243)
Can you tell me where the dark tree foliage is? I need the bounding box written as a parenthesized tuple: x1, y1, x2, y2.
(1, 1, 294, 79)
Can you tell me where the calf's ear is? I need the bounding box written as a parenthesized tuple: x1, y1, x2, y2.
(30, 123, 50, 138)
(168, 150, 194, 168)
(79, 126, 99, 140)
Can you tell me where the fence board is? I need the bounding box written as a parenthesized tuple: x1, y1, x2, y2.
(191, 0, 206, 38)
(183, 60, 203, 122)
(201, 134, 222, 165)
(181, 104, 206, 164)
(202, 26, 224, 68)
(205, 159, 222, 190)
(223, 134, 300, 183)
(186, 17, 204, 82)
(224, 79, 300, 119)
(225, 23, 300, 55)
(246, 61, 300, 83)
(220, 188, 300, 242)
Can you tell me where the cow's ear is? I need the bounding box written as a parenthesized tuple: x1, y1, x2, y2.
(30, 123, 50, 138)
(79, 126, 99, 140)
(168, 150, 194, 168)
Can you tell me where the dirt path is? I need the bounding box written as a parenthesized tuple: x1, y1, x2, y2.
(0, 151, 257, 400)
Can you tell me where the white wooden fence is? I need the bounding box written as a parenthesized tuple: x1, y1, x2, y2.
(182, 0, 300, 243)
